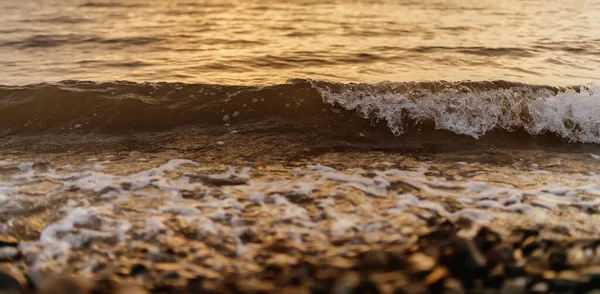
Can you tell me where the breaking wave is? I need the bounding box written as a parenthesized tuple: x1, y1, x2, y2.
(0, 79, 599, 144)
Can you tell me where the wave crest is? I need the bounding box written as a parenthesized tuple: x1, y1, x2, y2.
(309, 80, 600, 143)
(1, 79, 599, 144)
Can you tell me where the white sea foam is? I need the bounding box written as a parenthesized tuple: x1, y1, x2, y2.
(314, 81, 600, 143)
(0, 186, 19, 196)
(2, 154, 599, 274)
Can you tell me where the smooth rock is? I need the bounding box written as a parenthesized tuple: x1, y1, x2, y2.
(474, 227, 502, 254)
(548, 248, 569, 272)
(440, 239, 485, 290)
(409, 253, 436, 273)
(500, 278, 528, 294)
(111, 283, 149, 294)
(485, 264, 505, 289)
(37, 276, 92, 294)
(442, 278, 465, 294)
(529, 281, 550, 293)
(0, 271, 25, 294)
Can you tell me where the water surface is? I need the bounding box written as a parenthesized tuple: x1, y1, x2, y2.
(1, 0, 599, 85)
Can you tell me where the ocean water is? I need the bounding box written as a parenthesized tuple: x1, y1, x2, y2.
(1, 0, 600, 288)
(0, 0, 599, 85)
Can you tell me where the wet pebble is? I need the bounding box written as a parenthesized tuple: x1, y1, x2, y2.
(474, 227, 502, 254)
(5, 222, 600, 293)
(0, 236, 18, 249)
(0, 270, 26, 294)
(358, 250, 390, 272)
(37, 276, 92, 294)
(529, 281, 550, 293)
(92, 279, 149, 294)
(548, 270, 587, 293)
(440, 239, 485, 290)
(408, 253, 436, 273)
(548, 248, 569, 271)
(500, 277, 528, 294)
(111, 283, 149, 294)
(442, 278, 465, 294)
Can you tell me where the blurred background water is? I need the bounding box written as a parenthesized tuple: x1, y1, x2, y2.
(0, 0, 599, 86)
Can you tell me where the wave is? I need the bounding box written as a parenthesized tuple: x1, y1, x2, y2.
(0, 79, 599, 144)
(310, 80, 600, 143)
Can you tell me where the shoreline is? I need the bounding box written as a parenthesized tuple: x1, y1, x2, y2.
(1, 148, 599, 293)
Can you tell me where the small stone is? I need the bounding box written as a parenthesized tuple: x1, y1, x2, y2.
(442, 278, 465, 294)
(513, 249, 523, 261)
(408, 253, 436, 273)
(529, 281, 550, 293)
(231, 278, 275, 292)
(92, 279, 148, 294)
(542, 271, 557, 280)
(326, 257, 355, 270)
(557, 270, 584, 281)
(524, 256, 548, 276)
(332, 272, 380, 294)
(158, 270, 183, 284)
(181, 190, 202, 199)
(425, 266, 448, 285)
(500, 277, 528, 294)
(549, 270, 588, 293)
(580, 265, 600, 278)
(513, 229, 539, 243)
(566, 247, 587, 267)
(521, 237, 544, 256)
(90, 278, 114, 294)
(148, 251, 177, 263)
(0, 270, 25, 294)
(358, 250, 388, 272)
(504, 264, 526, 278)
(0, 236, 18, 248)
(352, 279, 380, 294)
(112, 283, 149, 294)
(425, 266, 448, 293)
(440, 239, 486, 290)
(129, 241, 156, 254)
(370, 271, 408, 288)
(548, 248, 569, 271)
(579, 266, 600, 292)
(454, 217, 473, 230)
(151, 284, 178, 294)
(394, 283, 428, 294)
(386, 251, 409, 271)
(485, 245, 513, 268)
(130, 263, 149, 277)
(485, 264, 505, 289)
(187, 277, 205, 293)
(37, 276, 92, 294)
(154, 263, 181, 272)
(418, 223, 456, 247)
(186, 265, 222, 280)
(281, 285, 310, 294)
(474, 227, 502, 254)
